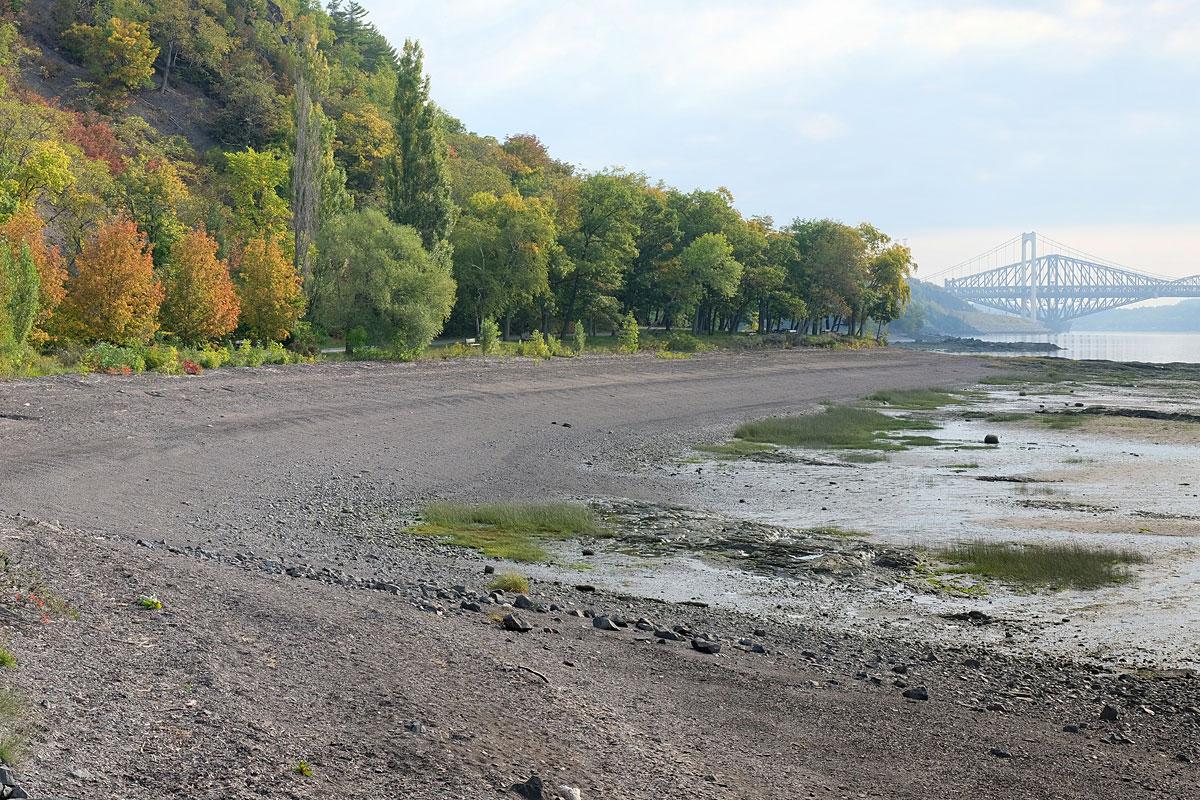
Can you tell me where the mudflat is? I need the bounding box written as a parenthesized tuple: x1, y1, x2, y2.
(3, 350, 1198, 800)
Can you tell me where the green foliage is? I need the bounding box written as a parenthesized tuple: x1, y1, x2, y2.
(735, 405, 938, 451)
(311, 208, 455, 360)
(409, 501, 604, 563)
(293, 761, 314, 778)
(479, 317, 500, 354)
(662, 332, 707, 353)
(66, 17, 158, 110)
(0, 647, 15, 670)
(517, 330, 551, 359)
(185, 345, 229, 370)
(0, 244, 37, 355)
(346, 325, 369, 353)
(488, 573, 529, 594)
(136, 594, 163, 610)
(694, 440, 777, 459)
(938, 541, 1146, 590)
(617, 312, 639, 353)
(142, 343, 179, 373)
(81, 342, 146, 374)
(571, 320, 586, 353)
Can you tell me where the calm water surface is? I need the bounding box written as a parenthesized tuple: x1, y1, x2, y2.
(978, 332, 1200, 364)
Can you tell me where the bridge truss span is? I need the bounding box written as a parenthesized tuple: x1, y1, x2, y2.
(940, 233, 1200, 324)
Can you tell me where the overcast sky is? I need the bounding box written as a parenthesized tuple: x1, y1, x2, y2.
(360, 1, 1200, 279)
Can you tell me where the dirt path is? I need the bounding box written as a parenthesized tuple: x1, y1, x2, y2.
(2, 350, 1198, 799)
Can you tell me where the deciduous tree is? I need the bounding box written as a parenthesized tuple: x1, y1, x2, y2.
(161, 227, 239, 343)
(233, 234, 305, 343)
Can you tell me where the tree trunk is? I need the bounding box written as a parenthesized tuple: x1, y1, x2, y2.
(160, 42, 175, 93)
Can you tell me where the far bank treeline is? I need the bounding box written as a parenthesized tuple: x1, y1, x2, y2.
(0, 0, 914, 375)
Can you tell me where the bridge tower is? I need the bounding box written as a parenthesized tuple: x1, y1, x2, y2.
(1022, 231, 1038, 322)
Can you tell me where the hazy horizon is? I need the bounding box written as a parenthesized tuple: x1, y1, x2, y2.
(362, 0, 1199, 278)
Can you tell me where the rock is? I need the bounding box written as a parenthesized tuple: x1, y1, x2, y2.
(753, 628, 767, 637)
(404, 720, 426, 734)
(592, 616, 622, 632)
(502, 613, 533, 633)
(891, 664, 908, 675)
(70, 768, 93, 780)
(460, 601, 482, 612)
(484, 565, 496, 575)
(902, 687, 929, 701)
(1100, 704, 1120, 722)
(512, 774, 548, 799)
(514, 594, 536, 610)
(691, 638, 721, 655)
(989, 748, 1012, 759)
(7, 787, 28, 799)
(984, 434, 1000, 445)
(575, 584, 596, 593)
(654, 629, 684, 641)
(1063, 724, 1080, 733)
(581, 548, 595, 556)
(557, 786, 583, 800)
(963, 658, 982, 669)
(0, 767, 13, 786)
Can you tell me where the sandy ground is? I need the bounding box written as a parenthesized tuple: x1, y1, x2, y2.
(2, 349, 1198, 799)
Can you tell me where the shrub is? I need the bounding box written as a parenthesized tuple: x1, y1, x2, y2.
(289, 321, 321, 357)
(572, 320, 586, 354)
(519, 330, 551, 359)
(546, 333, 573, 357)
(135, 594, 163, 610)
(226, 340, 266, 368)
(142, 344, 180, 374)
(664, 331, 705, 352)
(617, 312, 639, 353)
(81, 342, 145, 374)
(187, 345, 229, 370)
(262, 340, 290, 365)
(346, 325, 369, 353)
(479, 318, 501, 355)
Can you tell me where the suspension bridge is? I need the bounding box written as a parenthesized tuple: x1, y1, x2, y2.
(929, 232, 1200, 326)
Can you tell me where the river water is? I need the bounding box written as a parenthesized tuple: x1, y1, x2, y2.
(977, 332, 1200, 364)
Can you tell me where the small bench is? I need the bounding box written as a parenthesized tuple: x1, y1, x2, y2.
(462, 338, 480, 348)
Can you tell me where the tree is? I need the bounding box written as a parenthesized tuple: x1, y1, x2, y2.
(555, 172, 644, 334)
(57, 218, 163, 344)
(789, 219, 871, 334)
(0, 243, 37, 354)
(311, 208, 455, 357)
(450, 191, 556, 336)
(67, 17, 158, 110)
(233, 235, 305, 343)
(867, 243, 915, 337)
(385, 40, 455, 248)
(0, 206, 67, 344)
(161, 227, 240, 343)
(661, 232, 742, 333)
(224, 147, 291, 243)
(119, 156, 189, 268)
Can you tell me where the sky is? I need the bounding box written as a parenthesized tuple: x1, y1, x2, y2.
(361, 0, 1200, 280)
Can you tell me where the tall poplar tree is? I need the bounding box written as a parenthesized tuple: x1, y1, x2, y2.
(385, 39, 455, 249)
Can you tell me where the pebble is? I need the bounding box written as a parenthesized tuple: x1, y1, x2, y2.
(902, 687, 929, 701)
(502, 613, 533, 633)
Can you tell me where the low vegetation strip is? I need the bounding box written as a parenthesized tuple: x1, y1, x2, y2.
(407, 502, 606, 563)
(735, 405, 937, 451)
(866, 388, 961, 410)
(937, 541, 1147, 590)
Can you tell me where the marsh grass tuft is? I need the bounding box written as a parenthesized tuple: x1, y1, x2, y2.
(0, 648, 15, 670)
(488, 573, 530, 593)
(409, 502, 606, 562)
(938, 541, 1146, 590)
(839, 452, 889, 464)
(867, 388, 960, 410)
(735, 406, 937, 451)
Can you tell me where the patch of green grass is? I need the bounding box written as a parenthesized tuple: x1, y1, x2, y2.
(0, 688, 21, 719)
(567, 561, 594, 571)
(694, 439, 778, 459)
(0, 648, 15, 670)
(980, 374, 1028, 386)
(488, 573, 530, 593)
(293, 761, 314, 778)
(867, 388, 960, 410)
(938, 541, 1147, 590)
(893, 435, 942, 447)
(654, 350, 693, 360)
(962, 410, 1032, 423)
(735, 405, 937, 451)
(409, 502, 606, 562)
(839, 452, 889, 464)
(0, 735, 24, 766)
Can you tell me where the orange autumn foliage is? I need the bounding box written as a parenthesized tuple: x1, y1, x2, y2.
(233, 235, 305, 342)
(0, 206, 68, 344)
(57, 218, 163, 344)
(160, 227, 239, 343)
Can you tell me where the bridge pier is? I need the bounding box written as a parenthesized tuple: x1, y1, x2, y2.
(1022, 232, 1038, 322)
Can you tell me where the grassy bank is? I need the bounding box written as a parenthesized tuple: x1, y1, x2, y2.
(735, 405, 938, 451)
